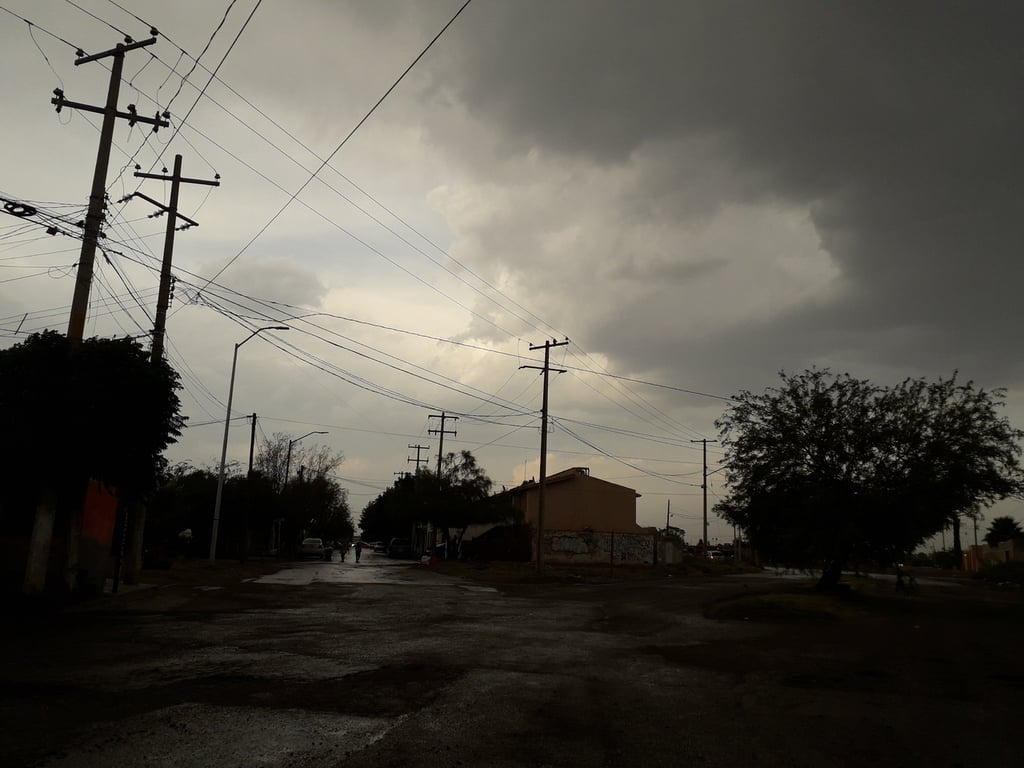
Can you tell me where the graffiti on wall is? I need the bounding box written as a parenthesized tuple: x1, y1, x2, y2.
(544, 530, 654, 564)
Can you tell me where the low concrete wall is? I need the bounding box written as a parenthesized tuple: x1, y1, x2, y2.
(543, 530, 655, 565)
(657, 538, 686, 565)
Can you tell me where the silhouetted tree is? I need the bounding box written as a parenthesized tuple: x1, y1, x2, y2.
(359, 452, 514, 551)
(428, 450, 500, 541)
(716, 369, 1024, 589)
(282, 473, 353, 547)
(985, 516, 1024, 546)
(254, 432, 344, 491)
(360, 474, 422, 544)
(0, 330, 183, 503)
(148, 464, 220, 555)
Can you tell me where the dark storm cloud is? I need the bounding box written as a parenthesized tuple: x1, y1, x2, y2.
(427, 1, 1024, 385)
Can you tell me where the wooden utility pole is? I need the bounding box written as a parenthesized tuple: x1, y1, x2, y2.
(427, 414, 457, 554)
(128, 154, 219, 360)
(428, 413, 458, 477)
(407, 444, 430, 474)
(690, 439, 717, 553)
(25, 38, 165, 596)
(521, 339, 568, 571)
(117, 156, 218, 582)
(53, 37, 167, 341)
(248, 413, 258, 477)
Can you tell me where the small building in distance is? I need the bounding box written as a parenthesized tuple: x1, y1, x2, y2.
(506, 467, 644, 533)
(460, 468, 655, 564)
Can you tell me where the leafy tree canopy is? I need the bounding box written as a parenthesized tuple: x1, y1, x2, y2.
(360, 451, 513, 545)
(360, 473, 422, 543)
(985, 516, 1024, 547)
(0, 331, 183, 500)
(715, 369, 1024, 588)
(254, 432, 343, 491)
(254, 433, 351, 546)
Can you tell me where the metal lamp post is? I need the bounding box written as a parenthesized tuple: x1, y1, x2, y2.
(284, 431, 328, 489)
(209, 325, 289, 562)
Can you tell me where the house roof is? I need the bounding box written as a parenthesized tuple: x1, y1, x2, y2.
(500, 467, 641, 498)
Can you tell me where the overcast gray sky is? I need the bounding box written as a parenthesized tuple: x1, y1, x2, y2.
(2, 1, 1022, 543)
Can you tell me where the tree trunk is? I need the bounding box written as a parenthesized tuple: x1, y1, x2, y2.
(24, 485, 58, 594)
(952, 515, 963, 570)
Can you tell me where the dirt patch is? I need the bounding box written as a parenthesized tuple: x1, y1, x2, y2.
(136, 558, 284, 587)
(706, 591, 849, 622)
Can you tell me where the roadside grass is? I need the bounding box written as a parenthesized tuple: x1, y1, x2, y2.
(705, 574, 935, 624)
(705, 589, 859, 623)
(974, 561, 1024, 586)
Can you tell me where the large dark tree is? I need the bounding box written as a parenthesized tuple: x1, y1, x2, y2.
(360, 474, 421, 544)
(360, 451, 513, 551)
(254, 433, 352, 551)
(254, 432, 344, 491)
(715, 369, 1024, 589)
(985, 516, 1024, 547)
(0, 331, 183, 501)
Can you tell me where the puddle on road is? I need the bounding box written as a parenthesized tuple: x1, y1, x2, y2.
(253, 558, 457, 588)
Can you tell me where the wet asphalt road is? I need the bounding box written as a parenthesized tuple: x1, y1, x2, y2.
(2, 554, 1021, 768)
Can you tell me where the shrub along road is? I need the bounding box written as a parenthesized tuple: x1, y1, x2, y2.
(2, 558, 1021, 767)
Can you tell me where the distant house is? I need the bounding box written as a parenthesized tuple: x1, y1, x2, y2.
(459, 468, 654, 564)
(505, 467, 644, 533)
(966, 538, 1024, 572)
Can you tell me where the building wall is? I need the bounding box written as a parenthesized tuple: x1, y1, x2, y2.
(514, 472, 642, 533)
(543, 529, 655, 564)
(966, 540, 1024, 572)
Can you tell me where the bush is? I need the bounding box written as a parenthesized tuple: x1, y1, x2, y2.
(909, 552, 936, 567)
(931, 550, 962, 570)
(975, 561, 1024, 585)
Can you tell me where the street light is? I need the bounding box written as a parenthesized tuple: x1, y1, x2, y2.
(209, 325, 289, 562)
(284, 430, 328, 488)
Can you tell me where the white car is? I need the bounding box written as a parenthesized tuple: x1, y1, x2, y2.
(299, 538, 326, 560)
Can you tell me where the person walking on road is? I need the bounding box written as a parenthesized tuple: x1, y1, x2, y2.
(355, 540, 362, 563)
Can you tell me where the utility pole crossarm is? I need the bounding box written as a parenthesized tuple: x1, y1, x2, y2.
(122, 191, 200, 229)
(130, 155, 220, 361)
(74, 37, 158, 65)
(407, 444, 430, 473)
(134, 171, 220, 186)
(51, 93, 168, 129)
(427, 413, 458, 475)
(519, 365, 567, 374)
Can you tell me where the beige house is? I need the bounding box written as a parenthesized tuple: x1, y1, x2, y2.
(966, 538, 1024, 572)
(505, 467, 645, 533)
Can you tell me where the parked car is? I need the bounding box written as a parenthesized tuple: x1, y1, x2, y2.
(299, 537, 331, 560)
(386, 538, 413, 559)
(705, 549, 724, 560)
(372, 541, 387, 553)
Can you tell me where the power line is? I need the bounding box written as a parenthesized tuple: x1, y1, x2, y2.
(161, 0, 239, 113)
(43, 3, 726, 438)
(144, 0, 262, 173)
(192, 0, 474, 292)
